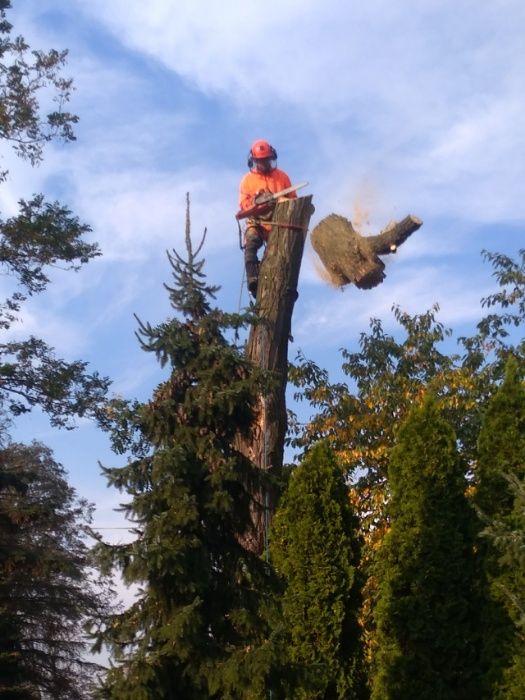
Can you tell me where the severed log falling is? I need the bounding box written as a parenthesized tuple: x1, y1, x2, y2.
(311, 213, 422, 289)
(237, 195, 314, 555)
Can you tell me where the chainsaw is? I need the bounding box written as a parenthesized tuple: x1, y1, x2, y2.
(235, 181, 308, 221)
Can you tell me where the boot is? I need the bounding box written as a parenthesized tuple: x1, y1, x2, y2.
(246, 260, 259, 298)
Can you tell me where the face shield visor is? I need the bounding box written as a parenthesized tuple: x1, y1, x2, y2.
(253, 157, 276, 174)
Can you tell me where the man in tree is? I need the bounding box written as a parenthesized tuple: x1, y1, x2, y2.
(238, 139, 296, 297)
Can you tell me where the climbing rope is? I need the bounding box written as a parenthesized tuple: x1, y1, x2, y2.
(260, 326, 271, 564)
(237, 265, 246, 314)
(261, 328, 272, 700)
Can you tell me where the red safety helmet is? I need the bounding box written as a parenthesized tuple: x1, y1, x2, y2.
(248, 139, 278, 169)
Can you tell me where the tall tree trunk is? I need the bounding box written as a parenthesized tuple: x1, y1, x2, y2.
(237, 201, 421, 555)
(238, 195, 314, 555)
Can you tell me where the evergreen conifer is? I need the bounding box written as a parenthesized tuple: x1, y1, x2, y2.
(0, 442, 111, 699)
(372, 394, 479, 700)
(476, 357, 525, 699)
(270, 441, 365, 699)
(94, 208, 279, 699)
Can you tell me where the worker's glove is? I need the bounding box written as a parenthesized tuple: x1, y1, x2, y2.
(253, 189, 272, 205)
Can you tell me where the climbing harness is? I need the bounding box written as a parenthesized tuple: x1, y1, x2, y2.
(238, 217, 306, 252)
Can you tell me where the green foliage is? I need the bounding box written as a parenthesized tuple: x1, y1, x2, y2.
(476, 357, 525, 517)
(0, 442, 112, 699)
(372, 395, 480, 700)
(0, 7, 111, 698)
(471, 249, 525, 356)
(0, 194, 99, 316)
(290, 248, 525, 491)
(270, 441, 365, 699)
(290, 303, 456, 461)
(476, 357, 525, 699)
(93, 215, 279, 698)
(289, 250, 525, 679)
(0, 2, 108, 440)
(0, 335, 109, 431)
(482, 472, 525, 632)
(288, 305, 472, 532)
(0, 0, 78, 167)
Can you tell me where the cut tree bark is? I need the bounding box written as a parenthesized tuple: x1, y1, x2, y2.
(311, 213, 422, 289)
(237, 195, 314, 555)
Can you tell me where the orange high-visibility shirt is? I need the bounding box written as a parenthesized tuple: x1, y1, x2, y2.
(239, 168, 296, 212)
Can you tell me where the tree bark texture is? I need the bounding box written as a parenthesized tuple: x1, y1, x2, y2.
(238, 195, 314, 555)
(311, 213, 422, 289)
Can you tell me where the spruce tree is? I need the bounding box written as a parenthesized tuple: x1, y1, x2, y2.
(372, 394, 479, 700)
(270, 441, 365, 699)
(476, 357, 525, 699)
(94, 210, 280, 699)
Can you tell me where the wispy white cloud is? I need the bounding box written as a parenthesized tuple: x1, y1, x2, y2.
(10, 0, 525, 235)
(72, 1, 525, 135)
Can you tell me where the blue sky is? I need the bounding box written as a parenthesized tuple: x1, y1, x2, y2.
(3, 0, 525, 538)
